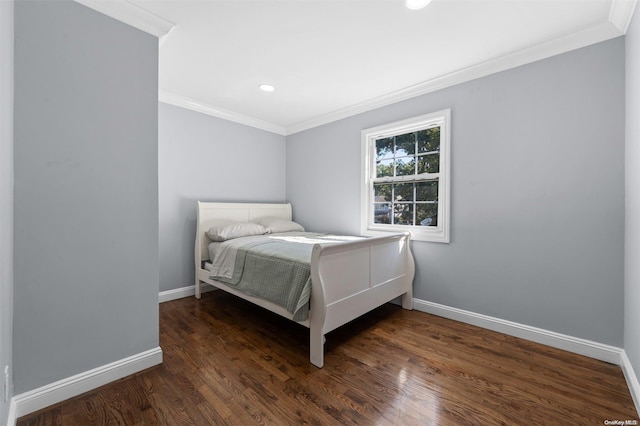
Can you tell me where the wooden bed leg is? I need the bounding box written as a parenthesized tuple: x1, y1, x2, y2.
(195, 279, 201, 300)
(310, 328, 324, 368)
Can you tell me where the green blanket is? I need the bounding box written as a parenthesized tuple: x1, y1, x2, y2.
(211, 234, 325, 321)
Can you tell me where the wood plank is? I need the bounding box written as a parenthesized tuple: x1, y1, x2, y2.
(18, 291, 638, 425)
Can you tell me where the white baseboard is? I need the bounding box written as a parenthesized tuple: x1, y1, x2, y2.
(12, 347, 162, 419)
(158, 288, 640, 414)
(621, 350, 640, 416)
(159, 283, 216, 303)
(6, 397, 16, 426)
(160, 289, 627, 366)
(158, 287, 630, 366)
(413, 298, 623, 365)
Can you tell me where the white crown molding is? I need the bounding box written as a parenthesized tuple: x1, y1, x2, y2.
(150, 1, 636, 136)
(12, 347, 162, 418)
(610, 0, 639, 33)
(286, 20, 625, 135)
(159, 90, 287, 136)
(161, 13, 621, 136)
(73, 0, 637, 136)
(413, 298, 624, 365)
(73, 0, 175, 39)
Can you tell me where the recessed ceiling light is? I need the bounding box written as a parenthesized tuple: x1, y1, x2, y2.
(259, 84, 275, 92)
(406, 0, 432, 10)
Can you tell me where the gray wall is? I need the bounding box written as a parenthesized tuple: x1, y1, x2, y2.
(287, 38, 625, 346)
(159, 103, 286, 292)
(0, 0, 14, 422)
(626, 7, 640, 399)
(13, 0, 159, 393)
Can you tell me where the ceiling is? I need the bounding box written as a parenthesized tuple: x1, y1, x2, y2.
(78, 0, 637, 135)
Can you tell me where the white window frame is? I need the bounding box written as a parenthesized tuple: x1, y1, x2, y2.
(360, 109, 451, 243)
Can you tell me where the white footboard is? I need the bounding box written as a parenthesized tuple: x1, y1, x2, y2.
(194, 202, 415, 369)
(308, 232, 414, 368)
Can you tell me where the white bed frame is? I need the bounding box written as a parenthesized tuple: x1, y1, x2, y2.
(195, 201, 415, 368)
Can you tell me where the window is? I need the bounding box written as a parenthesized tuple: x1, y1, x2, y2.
(361, 109, 450, 242)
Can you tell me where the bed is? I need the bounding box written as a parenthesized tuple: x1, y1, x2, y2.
(194, 201, 415, 368)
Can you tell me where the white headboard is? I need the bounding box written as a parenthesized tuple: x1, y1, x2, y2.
(196, 201, 293, 262)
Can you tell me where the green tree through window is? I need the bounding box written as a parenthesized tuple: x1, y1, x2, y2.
(361, 109, 450, 243)
(373, 127, 440, 226)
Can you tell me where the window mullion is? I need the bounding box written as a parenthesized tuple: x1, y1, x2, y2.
(391, 183, 395, 225)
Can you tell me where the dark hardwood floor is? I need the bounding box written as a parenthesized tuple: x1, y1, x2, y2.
(18, 291, 638, 425)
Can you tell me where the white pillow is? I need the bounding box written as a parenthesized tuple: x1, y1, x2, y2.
(258, 217, 305, 233)
(207, 222, 267, 241)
